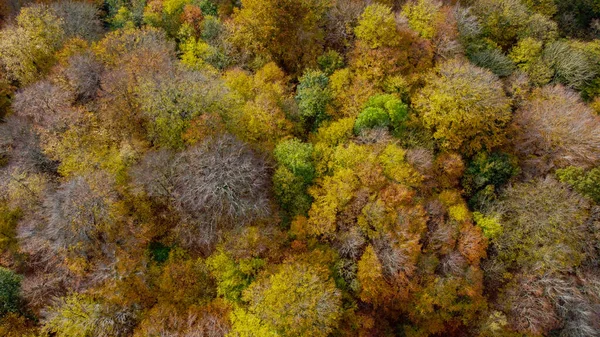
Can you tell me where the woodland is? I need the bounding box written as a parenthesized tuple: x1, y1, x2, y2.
(0, 0, 600, 336)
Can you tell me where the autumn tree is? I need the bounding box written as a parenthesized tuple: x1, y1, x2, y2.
(230, 261, 342, 337)
(132, 135, 271, 250)
(0, 5, 65, 85)
(222, 63, 294, 150)
(512, 85, 600, 175)
(63, 52, 103, 102)
(51, 1, 104, 41)
(229, 0, 331, 75)
(484, 177, 596, 274)
(413, 59, 512, 154)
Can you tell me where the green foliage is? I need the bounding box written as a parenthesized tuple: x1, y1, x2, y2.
(468, 48, 515, 77)
(148, 242, 171, 263)
(199, 0, 218, 16)
(273, 139, 315, 216)
(543, 41, 597, 89)
(556, 166, 600, 203)
(296, 70, 332, 130)
(317, 50, 345, 76)
(462, 152, 519, 196)
(354, 107, 390, 133)
(354, 94, 408, 135)
(0, 267, 22, 317)
(207, 250, 265, 302)
(274, 139, 315, 184)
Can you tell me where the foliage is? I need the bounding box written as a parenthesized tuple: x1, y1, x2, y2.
(0, 5, 65, 85)
(354, 94, 408, 134)
(486, 177, 594, 273)
(0, 267, 22, 317)
(296, 69, 332, 131)
(556, 166, 600, 203)
(229, 0, 330, 75)
(512, 85, 600, 175)
(414, 59, 512, 154)
(232, 261, 342, 337)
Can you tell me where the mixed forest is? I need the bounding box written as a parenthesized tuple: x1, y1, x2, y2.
(1, 0, 600, 336)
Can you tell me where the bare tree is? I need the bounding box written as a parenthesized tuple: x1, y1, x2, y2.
(50, 1, 103, 41)
(64, 52, 103, 102)
(11, 80, 73, 130)
(0, 115, 55, 173)
(132, 135, 271, 250)
(43, 174, 115, 255)
(512, 85, 600, 176)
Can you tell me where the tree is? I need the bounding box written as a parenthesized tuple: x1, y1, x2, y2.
(354, 4, 398, 49)
(51, 1, 104, 41)
(354, 94, 408, 135)
(0, 267, 22, 317)
(296, 70, 332, 131)
(42, 294, 136, 337)
(273, 139, 315, 216)
(511, 85, 600, 175)
(0, 5, 65, 85)
(229, 0, 331, 75)
(556, 166, 600, 203)
(136, 67, 231, 148)
(63, 52, 103, 102)
(231, 261, 342, 337)
(223, 63, 294, 150)
(485, 177, 595, 274)
(401, 0, 442, 40)
(413, 59, 512, 154)
(11, 80, 73, 130)
(542, 41, 596, 90)
(132, 135, 271, 250)
(43, 174, 116, 257)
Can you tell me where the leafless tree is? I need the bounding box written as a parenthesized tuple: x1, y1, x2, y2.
(64, 52, 103, 102)
(0, 115, 55, 173)
(43, 174, 115, 255)
(132, 135, 271, 251)
(51, 0, 103, 41)
(512, 85, 600, 176)
(12, 80, 73, 130)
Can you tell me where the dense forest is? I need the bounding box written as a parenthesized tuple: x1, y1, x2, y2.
(1, 0, 600, 336)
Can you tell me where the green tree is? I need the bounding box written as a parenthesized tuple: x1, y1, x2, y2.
(273, 139, 315, 216)
(413, 59, 512, 154)
(354, 94, 408, 135)
(556, 166, 600, 203)
(0, 267, 22, 317)
(296, 70, 332, 131)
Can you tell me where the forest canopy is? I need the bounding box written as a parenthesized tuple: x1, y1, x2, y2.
(1, 0, 600, 336)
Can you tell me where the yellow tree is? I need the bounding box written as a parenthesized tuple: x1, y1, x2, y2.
(228, 0, 331, 75)
(413, 59, 511, 154)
